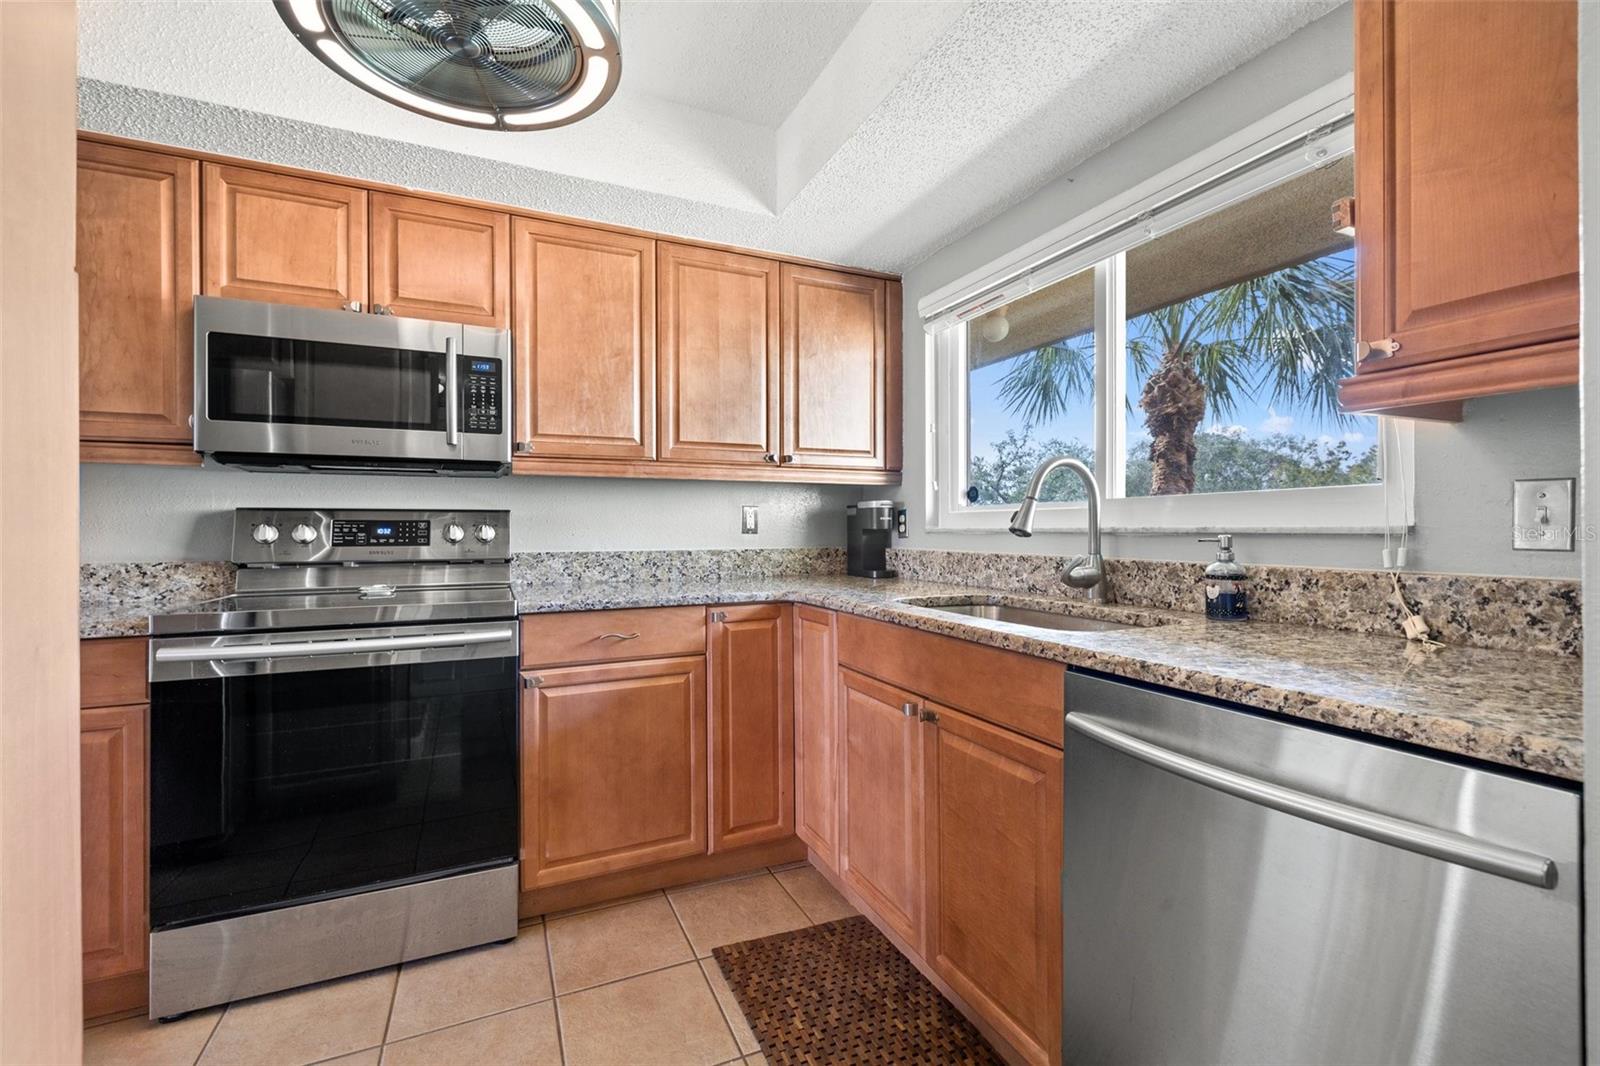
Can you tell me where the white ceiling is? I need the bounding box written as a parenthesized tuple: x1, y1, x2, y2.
(76, 0, 1343, 272)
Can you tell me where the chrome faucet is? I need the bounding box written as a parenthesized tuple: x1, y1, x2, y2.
(1008, 456, 1107, 602)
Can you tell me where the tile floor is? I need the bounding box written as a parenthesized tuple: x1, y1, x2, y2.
(86, 862, 858, 1066)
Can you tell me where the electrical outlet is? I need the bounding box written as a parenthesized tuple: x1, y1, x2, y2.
(740, 505, 759, 535)
(896, 507, 908, 538)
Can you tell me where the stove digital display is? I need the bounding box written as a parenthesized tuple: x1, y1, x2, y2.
(331, 519, 431, 547)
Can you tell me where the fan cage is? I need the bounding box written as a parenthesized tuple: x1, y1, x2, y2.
(275, 0, 621, 131)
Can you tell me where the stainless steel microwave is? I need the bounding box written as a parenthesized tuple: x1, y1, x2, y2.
(193, 295, 511, 476)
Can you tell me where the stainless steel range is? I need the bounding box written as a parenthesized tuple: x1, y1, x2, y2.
(146, 508, 519, 1021)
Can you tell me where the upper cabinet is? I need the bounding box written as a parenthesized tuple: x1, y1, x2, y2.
(512, 217, 656, 461)
(202, 164, 368, 311)
(781, 264, 889, 470)
(75, 136, 901, 483)
(657, 243, 781, 466)
(370, 192, 510, 327)
(1339, 0, 1578, 416)
(77, 142, 198, 450)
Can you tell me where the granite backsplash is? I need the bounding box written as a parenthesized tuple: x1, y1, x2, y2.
(886, 549, 1581, 657)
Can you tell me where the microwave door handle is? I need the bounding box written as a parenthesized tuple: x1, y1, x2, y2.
(444, 334, 460, 448)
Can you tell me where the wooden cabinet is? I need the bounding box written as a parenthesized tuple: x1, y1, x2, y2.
(77, 142, 198, 449)
(793, 606, 840, 869)
(707, 605, 794, 852)
(519, 656, 706, 889)
(923, 703, 1062, 1066)
(79, 704, 147, 992)
(1339, 0, 1578, 415)
(370, 192, 510, 327)
(79, 637, 149, 1020)
(203, 163, 368, 310)
(781, 264, 888, 470)
(512, 218, 656, 460)
(837, 667, 923, 950)
(657, 243, 781, 465)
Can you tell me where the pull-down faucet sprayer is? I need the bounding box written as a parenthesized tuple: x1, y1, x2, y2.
(1008, 456, 1107, 602)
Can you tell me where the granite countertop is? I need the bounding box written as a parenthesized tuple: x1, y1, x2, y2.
(85, 574, 1583, 782)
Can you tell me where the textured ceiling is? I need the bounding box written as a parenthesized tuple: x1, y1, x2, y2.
(76, 0, 1345, 272)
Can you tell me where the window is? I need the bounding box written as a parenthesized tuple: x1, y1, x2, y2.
(928, 83, 1412, 534)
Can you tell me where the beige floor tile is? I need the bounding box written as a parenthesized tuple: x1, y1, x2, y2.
(315, 1049, 380, 1066)
(557, 962, 739, 1066)
(380, 1002, 560, 1066)
(547, 893, 694, 992)
(198, 968, 396, 1066)
(774, 864, 858, 924)
(545, 887, 664, 921)
(386, 925, 553, 1042)
(84, 1008, 221, 1066)
(698, 959, 759, 1055)
(744, 1055, 769, 1066)
(668, 873, 810, 957)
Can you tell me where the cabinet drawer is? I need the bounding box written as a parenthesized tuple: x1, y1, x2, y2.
(521, 607, 706, 667)
(81, 638, 148, 708)
(836, 615, 1064, 747)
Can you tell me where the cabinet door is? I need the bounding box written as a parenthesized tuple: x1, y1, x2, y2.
(520, 657, 705, 889)
(77, 141, 198, 444)
(924, 704, 1062, 1066)
(780, 264, 887, 469)
(837, 667, 922, 949)
(793, 605, 839, 869)
(657, 243, 780, 465)
(80, 704, 147, 985)
(1353, 0, 1577, 371)
(370, 192, 509, 327)
(708, 605, 794, 852)
(512, 218, 655, 460)
(202, 163, 368, 310)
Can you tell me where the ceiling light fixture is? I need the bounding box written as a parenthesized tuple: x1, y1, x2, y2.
(275, 0, 622, 132)
(980, 310, 1011, 343)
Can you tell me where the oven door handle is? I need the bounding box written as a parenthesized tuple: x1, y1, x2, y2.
(153, 626, 516, 664)
(444, 335, 460, 448)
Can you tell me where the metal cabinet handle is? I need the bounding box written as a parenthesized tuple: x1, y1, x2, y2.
(1356, 337, 1401, 364)
(780, 454, 794, 464)
(710, 611, 728, 623)
(1065, 713, 1558, 889)
(514, 441, 534, 455)
(598, 631, 640, 641)
(444, 336, 460, 448)
(154, 627, 516, 664)
(901, 701, 918, 717)
(763, 453, 776, 463)
(345, 301, 363, 313)
(522, 674, 543, 689)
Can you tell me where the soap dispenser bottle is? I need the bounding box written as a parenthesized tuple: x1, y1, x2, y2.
(1198, 534, 1249, 621)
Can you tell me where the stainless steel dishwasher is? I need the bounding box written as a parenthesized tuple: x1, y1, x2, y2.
(1063, 671, 1581, 1066)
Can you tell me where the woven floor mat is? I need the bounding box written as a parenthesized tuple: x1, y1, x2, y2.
(712, 916, 1004, 1065)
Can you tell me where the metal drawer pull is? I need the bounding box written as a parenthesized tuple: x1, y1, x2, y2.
(901, 701, 918, 717)
(598, 631, 640, 641)
(155, 627, 516, 664)
(1066, 713, 1558, 889)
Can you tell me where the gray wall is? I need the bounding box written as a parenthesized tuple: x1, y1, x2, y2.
(893, 4, 1581, 580)
(79, 466, 857, 563)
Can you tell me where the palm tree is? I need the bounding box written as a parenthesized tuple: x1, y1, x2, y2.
(996, 251, 1355, 494)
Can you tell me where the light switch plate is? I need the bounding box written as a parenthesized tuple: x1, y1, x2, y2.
(1512, 478, 1575, 551)
(740, 505, 759, 535)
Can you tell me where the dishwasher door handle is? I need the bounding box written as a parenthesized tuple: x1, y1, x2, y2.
(1066, 713, 1558, 889)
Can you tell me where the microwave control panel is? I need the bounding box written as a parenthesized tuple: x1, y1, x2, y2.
(462, 356, 504, 435)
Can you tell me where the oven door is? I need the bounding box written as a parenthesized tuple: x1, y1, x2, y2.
(193, 295, 510, 470)
(148, 621, 519, 931)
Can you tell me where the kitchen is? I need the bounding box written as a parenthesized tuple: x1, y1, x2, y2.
(0, 1, 1594, 1064)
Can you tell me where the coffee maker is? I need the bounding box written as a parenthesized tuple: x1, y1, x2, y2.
(846, 500, 898, 579)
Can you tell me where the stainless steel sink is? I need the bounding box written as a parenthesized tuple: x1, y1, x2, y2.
(917, 601, 1140, 632)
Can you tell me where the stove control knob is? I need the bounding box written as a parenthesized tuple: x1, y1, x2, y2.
(251, 523, 280, 545)
(473, 523, 497, 544)
(290, 523, 318, 545)
(443, 523, 466, 544)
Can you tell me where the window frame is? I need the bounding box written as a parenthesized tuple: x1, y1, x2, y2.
(926, 78, 1415, 536)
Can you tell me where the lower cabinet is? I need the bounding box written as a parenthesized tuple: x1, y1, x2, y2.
(519, 655, 708, 889)
(837, 667, 924, 951)
(793, 605, 840, 869)
(924, 702, 1062, 1066)
(80, 703, 148, 991)
(708, 605, 794, 852)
